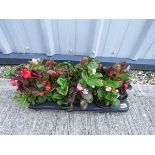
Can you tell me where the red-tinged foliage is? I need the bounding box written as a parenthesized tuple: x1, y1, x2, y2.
(120, 79, 124, 84)
(116, 70, 120, 77)
(107, 67, 114, 78)
(55, 69, 61, 75)
(80, 57, 91, 65)
(47, 70, 57, 78)
(45, 60, 55, 66)
(31, 69, 43, 80)
(16, 81, 23, 88)
(45, 60, 51, 66)
(7, 57, 131, 108)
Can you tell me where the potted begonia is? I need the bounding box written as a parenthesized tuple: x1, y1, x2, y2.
(5, 57, 131, 112)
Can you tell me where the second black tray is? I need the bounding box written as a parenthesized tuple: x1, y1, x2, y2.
(29, 100, 129, 113)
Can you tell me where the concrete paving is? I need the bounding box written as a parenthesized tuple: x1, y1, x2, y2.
(0, 78, 154, 135)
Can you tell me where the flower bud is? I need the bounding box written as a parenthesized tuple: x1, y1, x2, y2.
(76, 83, 84, 92)
(105, 86, 112, 92)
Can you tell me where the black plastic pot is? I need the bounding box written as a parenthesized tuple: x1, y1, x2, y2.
(118, 93, 128, 101)
(29, 99, 129, 113)
(95, 100, 112, 108)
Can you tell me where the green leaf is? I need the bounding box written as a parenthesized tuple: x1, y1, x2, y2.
(81, 71, 89, 83)
(79, 79, 87, 88)
(81, 71, 89, 85)
(38, 96, 47, 103)
(112, 98, 120, 108)
(47, 96, 53, 102)
(75, 63, 85, 71)
(56, 77, 69, 96)
(57, 77, 67, 87)
(37, 66, 45, 72)
(103, 79, 120, 89)
(105, 93, 113, 101)
(105, 92, 118, 102)
(4, 67, 16, 77)
(81, 71, 103, 87)
(14, 94, 36, 108)
(57, 100, 68, 106)
(57, 100, 64, 105)
(58, 83, 68, 95)
(81, 92, 93, 103)
(97, 89, 106, 100)
(92, 73, 103, 78)
(87, 61, 99, 70)
(92, 79, 103, 87)
(52, 92, 63, 100)
(56, 85, 69, 96)
(56, 62, 68, 68)
(115, 81, 121, 88)
(120, 72, 130, 81)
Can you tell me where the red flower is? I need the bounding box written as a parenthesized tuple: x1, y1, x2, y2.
(20, 68, 32, 79)
(124, 83, 129, 90)
(39, 91, 44, 96)
(55, 69, 61, 75)
(42, 80, 47, 86)
(45, 84, 51, 91)
(11, 78, 17, 86)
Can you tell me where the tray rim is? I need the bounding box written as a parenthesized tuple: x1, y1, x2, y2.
(29, 99, 129, 113)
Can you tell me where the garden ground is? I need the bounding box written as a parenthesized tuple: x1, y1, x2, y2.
(0, 78, 154, 135)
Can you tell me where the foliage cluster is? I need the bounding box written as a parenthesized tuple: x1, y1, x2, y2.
(6, 57, 131, 110)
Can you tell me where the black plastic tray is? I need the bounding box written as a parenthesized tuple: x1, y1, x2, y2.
(29, 100, 129, 113)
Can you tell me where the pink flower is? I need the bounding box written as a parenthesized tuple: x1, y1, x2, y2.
(82, 89, 89, 94)
(124, 83, 129, 90)
(76, 83, 84, 92)
(47, 70, 55, 75)
(105, 86, 112, 92)
(32, 58, 39, 65)
(11, 78, 17, 86)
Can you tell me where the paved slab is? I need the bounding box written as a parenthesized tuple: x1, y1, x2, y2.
(0, 79, 154, 135)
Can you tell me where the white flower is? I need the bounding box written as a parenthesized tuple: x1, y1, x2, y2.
(82, 89, 89, 95)
(37, 58, 41, 62)
(92, 69, 96, 74)
(32, 58, 38, 64)
(116, 89, 119, 93)
(92, 85, 95, 88)
(105, 86, 112, 92)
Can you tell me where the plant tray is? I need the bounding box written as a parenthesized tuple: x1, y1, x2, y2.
(29, 99, 129, 113)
